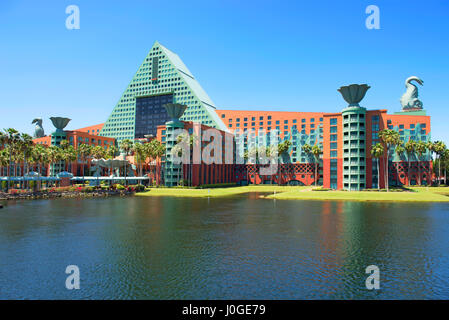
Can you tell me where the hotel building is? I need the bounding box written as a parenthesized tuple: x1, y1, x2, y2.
(47, 41, 432, 189)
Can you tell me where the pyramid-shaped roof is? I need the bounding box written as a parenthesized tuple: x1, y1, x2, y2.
(100, 41, 227, 142)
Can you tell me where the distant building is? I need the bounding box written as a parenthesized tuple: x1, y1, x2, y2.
(33, 128, 115, 176)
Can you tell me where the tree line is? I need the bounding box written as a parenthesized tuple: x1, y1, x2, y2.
(0, 129, 166, 190)
(371, 129, 448, 190)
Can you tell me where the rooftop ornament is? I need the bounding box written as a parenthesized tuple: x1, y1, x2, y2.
(400, 76, 424, 111)
(32, 118, 45, 138)
(164, 103, 187, 126)
(50, 117, 71, 133)
(338, 84, 370, 108)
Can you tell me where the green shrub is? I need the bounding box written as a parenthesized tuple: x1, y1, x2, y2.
(82, 186, 94, 193)
(2, 180, 7, 190)
(196, 183, 237, 189)
(312, 187, 331, 191)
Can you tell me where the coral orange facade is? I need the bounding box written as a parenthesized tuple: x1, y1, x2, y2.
(32, 128, 115, 177)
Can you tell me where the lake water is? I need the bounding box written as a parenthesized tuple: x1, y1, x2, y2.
(1, 194, 449, 299)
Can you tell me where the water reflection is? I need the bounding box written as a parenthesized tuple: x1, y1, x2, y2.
(0, 196, 448, 299)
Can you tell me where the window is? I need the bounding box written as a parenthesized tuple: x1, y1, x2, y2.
(330, 151, 337, 158)
(330, 126, 337, 133)
(221, 114, 225, 118)
(372, 115, 379, 122)
(330, 134, 337, 141)
(330, 142, 337, 149)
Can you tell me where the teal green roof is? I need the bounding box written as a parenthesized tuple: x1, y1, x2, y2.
(100, 41, 228, 142)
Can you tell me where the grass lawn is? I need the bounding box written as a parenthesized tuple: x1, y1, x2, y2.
(136, 185, 449, 202)
(263, 188, 449, 202)
(136, 185, 309, 198)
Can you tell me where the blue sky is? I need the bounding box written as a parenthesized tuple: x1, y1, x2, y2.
(1, 0, 448, 142)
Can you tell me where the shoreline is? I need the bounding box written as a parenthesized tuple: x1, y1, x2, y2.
(0, 189, 135, 202)
(2, 186, 448, 203)
(136, 185, 449, 202)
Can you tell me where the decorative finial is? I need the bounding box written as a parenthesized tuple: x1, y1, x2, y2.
(400, 76, 424, 110)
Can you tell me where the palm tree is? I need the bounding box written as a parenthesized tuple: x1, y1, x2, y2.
(370, 143, 384, 190)
(276, 140, 292, 185)
(311, 145, 322, 186)
(441, 149, 449, 186)
(144, 141, 156, 185)
(378, 129, 401, 191)
(395, 144, 406, 186)
(264, 145, 277, 185)
(153, 141, 165, 186)
(119, 139, 133, 186)
(433, 141, 446, 186)
(415, 141, 427, 186)
(107, 145, 119, 184)
(0, 130, 7, 148)
(132, 142, 147, 185)
(77, 143, 92, 185)
(91, 145, 106, 186)
(404, 139, 416, 186)
(59, 139, 69, 171)
(19, 133, 34, 190)
(0, 149, 8, 191)
(3, 128, 20, 191)
(31, 144, 48, 190)
(302, 143, 312, 186)
(47, 146, 62, 179)
(65, 145, 77, 173)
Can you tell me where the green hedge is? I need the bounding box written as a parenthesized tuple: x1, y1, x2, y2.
(196, 183, 237, 189)
(312, 187, 332, 191)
